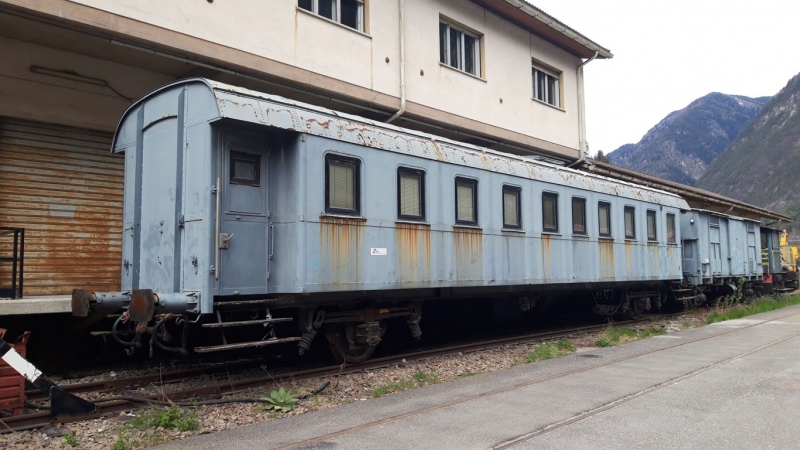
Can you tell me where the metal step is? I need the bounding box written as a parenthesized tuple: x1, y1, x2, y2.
(201, 317, 293, 328)
(194, 336, 302, 353)
(671, 289, 693, 293)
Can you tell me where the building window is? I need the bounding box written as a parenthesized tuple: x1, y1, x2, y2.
(299, 0, 365, 32)
(647, 210, 657, 241)
(325, 155, 360, 215)
(502, 186, 522, 229)
(439, 21, 481, 77)
(455, 177, 478, 225)
(542, 192, 558, 233)
(572, 197, 586, 235)
(230, 151, 260, 186)
(624, 206, 636, 239)
(398, 168, 425, 221)
(667, 213, 676, 243)
(598, 202, 611, 237)
(532, 64, 561, 108)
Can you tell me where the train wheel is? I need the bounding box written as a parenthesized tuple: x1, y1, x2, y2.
(324, 322, 385, 364)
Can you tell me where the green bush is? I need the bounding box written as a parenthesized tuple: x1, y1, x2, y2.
(129, 405, 200, 432)
(526, 339, 577, 363)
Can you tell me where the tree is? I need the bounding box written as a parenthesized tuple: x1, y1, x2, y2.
(595, 150, 610, 163)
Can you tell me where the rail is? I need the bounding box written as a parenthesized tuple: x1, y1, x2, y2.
(0, 227, 24, 299)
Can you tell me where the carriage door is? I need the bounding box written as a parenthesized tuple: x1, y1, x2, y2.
(747, 223, 757, 273)
(219, 138, 269, 295)
(709, 216, 722, 275)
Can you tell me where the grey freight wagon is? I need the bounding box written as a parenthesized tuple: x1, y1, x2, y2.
(73, 79, 692, 361)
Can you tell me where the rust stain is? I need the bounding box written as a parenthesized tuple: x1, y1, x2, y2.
(319, 216, 365, 285)
(624, 240, 633, 277)
(599, 239, 615, 280)
(454, 227, 482, 281)
(431, 141, 446, 162)
(395, 222, 431, 283)
(307, 118, 331, 128)
(540, 234, 552, 280)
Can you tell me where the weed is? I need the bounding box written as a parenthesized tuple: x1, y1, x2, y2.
(311, 395, 320, 407)
(720, 277, 747, 307)
(412, 370, 439, 385)
(595, 326, 666, 347)
(258, 387, 299, 413)
(372, 379, 416, 398)
(526, 339, 577, 363)
(595, 337, 612, 347)
(111, 437, 132, 450)
(459, 371, 480, 378)
(62, 434, 79, 448)
(129, 405, 200, 432)
(708, 295, 800, 324)
(682, 321, 692, 328)
(267, 411, 279, 419)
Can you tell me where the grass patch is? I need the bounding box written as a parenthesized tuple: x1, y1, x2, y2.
(128, 405, 200, 432)
(373, 371, 439, 398)
(595, 326, 666, 347)
(459, 370, 480, 378)
(526, 339, 577, 363)
(62, 434, 79, 448)
(707, 295, 800, 324)
(111, 437, 132, 450)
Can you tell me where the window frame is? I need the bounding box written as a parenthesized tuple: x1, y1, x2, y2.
(439, 20, 482, 78)
(624, 206, 636, 240)
(298, 0, 366, 32)
(229, 151, 261, 187)
(397, 167, 426, 221)
(502, 185, 522, 230)
(646, 210, 657, 241)
(598, 201, 612, 238)
(454, 177, 479, 226)
(541, 192, 559, 233)
(666, 213, 677, 244)
(324, 154, 361, 216)
(571, 197, 587, 236)
(532, 62, 562, 108)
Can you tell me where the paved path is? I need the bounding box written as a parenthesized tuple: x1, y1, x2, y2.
(158, 305, 800, 450)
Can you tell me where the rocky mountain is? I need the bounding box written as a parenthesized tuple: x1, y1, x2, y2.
(607, 93, 769, 185)
(696, 73, 800, 219)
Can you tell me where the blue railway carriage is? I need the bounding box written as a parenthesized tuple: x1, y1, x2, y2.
(679, 209, 762, 305)
(71, 79, 689, 361)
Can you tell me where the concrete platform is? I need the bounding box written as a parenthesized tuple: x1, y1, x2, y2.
(0, 296, 71, 315)
(158, 305, 800, 450)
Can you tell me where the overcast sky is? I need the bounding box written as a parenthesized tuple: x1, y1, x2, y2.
(531, 0, 800, 155)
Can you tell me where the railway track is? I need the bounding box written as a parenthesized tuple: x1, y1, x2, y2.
(0, 314, 680, 433)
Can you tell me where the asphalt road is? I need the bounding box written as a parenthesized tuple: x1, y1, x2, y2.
(157, 305, 800, 450)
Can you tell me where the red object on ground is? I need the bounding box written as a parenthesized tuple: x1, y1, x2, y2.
(0, 329, 31, 416)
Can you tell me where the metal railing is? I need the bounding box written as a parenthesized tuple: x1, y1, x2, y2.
(0, 227, 24, 299)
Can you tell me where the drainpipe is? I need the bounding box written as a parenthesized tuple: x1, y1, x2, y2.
(386, 0, 406, 124)
(567, 51, 598, 168)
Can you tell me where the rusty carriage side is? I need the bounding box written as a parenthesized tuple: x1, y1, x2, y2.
(72, 79, 690, 362)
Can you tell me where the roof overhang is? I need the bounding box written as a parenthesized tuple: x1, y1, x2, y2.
(582, 159, 792, 224)
(472, 0, 613, 59)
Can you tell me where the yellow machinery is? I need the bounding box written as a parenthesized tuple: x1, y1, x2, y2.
(780, 230, 799, 271)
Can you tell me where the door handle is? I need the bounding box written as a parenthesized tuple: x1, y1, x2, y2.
(269, 225, 274, 260)
(219, 232, 235, 249)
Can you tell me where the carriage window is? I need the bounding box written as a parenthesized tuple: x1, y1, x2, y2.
(398, 168, 425, 220)
(230, 151, 260, 186)
(647, 210, 657, 241)
(710, 215, 720, 227)
(325, 155, 360, 215)
(624, 206, 636, 239)
(502, 186, 521, 229)
(542, 192, 558, 233)
(455, 177, 478, 225)
(667, 213, 676, 243)
(572, 197, 586, 235)
(746, 221, 755, 231)
(598, 202, 611, 237)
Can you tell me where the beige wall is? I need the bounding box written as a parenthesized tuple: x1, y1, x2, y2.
(61, 0, 583, 151)
(0, 36, 174, 131)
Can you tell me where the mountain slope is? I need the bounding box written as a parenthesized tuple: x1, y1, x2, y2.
(608, 93, 769, 185)
(696, 73, 800, 216)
